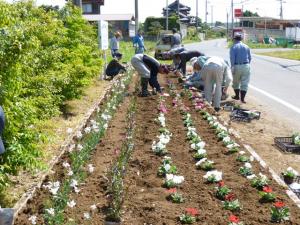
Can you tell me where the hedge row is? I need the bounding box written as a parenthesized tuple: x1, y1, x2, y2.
(0, 1, 102, 191)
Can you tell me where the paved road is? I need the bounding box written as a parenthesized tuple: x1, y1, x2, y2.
(185, 39, 300, 130)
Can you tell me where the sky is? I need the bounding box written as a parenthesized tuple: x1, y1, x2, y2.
(6, 0, 300, 23)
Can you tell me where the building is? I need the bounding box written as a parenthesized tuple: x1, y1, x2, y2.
(83, 14, 136, 37)
(72, 0, 104, 14)
(162, 0, 195, 25)
(236, 17, 300, 42)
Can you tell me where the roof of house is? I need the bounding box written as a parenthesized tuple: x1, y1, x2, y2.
(83, 14, 134, 21)
(163, 0, 191, 11)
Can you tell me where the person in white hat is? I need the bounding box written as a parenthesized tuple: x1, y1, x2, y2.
(0, 106, 5, 154)
(230, 32, 252, 103)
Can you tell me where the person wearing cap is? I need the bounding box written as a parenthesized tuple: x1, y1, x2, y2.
(131, 54, 169, 97)
(171, 28, 182, 48)
(194, 56, 233, 111)
(0, 106, 5, 154)
(105, 53, 127, 79)
(173, 50, 205, 76)
(110, 31, 122, 57)
(230, 32, 251, 103)
(133, 30, 146, 54)
(180, 57, 205, 90)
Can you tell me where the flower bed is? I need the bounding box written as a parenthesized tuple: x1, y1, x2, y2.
(14, 72, 300, 224)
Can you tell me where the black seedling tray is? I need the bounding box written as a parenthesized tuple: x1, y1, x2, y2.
(274, 137, 300, 154)
(230, 108, 261, 122)
(289, 176, 300, 198)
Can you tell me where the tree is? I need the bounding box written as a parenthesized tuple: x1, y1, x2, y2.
(148, 21, 163, 38)
(243, 10, 259, 17)
(215, 21, 224, 27)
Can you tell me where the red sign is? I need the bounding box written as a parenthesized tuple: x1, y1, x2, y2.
(234, 9, 243, 17)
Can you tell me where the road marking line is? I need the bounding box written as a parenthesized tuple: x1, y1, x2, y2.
(249, 84, 300, 114)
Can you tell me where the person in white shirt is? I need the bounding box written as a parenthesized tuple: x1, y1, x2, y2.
(193, 56, 233, 111)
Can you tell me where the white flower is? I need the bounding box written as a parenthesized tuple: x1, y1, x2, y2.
(246, 174, 257, 180)
(165, 174, 184, 184)
(76, 131, 83, 139)
(164, 164, 171, 171)
(223, 136, 231, 143)
(84, 126, 91, 134)
(239, 151, 246, 155)
(258, 173, 268, 181)
(103, 123, 108, 130)
(62, 162, 70, 168)
(195, 158, 207, 167)
(83, 212, 91, 220)
(68, 144, 76, 152)
(226, 143, 239, 149)
(45, 208, 55, 216)
(203, 170, 222, 182)
(67, 128, 73, 134)
(90, 119, 97, 125)
(250, 156, 254, 162)
(163, 156, 172, 160)
(90, 204, 97, 211)
(77, 144, 83, 151)
(196, 149, 207, 155)
(74, 186, 80, 193)
(28, 215, 37, 225)
(87, 164, 95, 173)
(70, 179, 78, 188)
(191, 141, 206, 150)
(244, 162, 252, 169)
(67, 200, 76, 208)
(67, 170, 74, 176)
(43, 181, 60, 196)
(287, 167, 299, 176)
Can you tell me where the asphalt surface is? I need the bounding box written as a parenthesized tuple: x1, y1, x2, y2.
(185, 39, 300, 130)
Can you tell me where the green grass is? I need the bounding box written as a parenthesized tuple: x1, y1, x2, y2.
(257, 50, 300, 61)
(227, 40, 284, 49)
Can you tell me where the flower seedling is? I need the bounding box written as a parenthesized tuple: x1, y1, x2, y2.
(166, 188, 184, 203)
(228, 215, 244, 225)
(271, 201, 290, 222)
(203, 170, 223, 183)
(223, 196, 242, 212)
(193, 149, 207, 160)
(179, 208, 199, 224)
(239, 163, 253, 177)
(164, 174, 184, 188)
(215, 181, 231, 200)
(200, 160, 214, 171)
(251, 173, 269, 190)
(236, 155, 250, 163)
(292, 133, 300, 145)
(158, 163, 177, 177)
(259, 186, 276, 202)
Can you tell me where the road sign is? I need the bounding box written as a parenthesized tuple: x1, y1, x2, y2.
(98, 20, 108, 50)
(234, 9, 243, 18)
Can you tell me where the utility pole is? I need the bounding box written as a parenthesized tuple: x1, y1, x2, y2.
(196, 0, 199, 28)
(211, 5, 213, 26)
(166, 0, 169, 30)
(231, 0, 234, 30)
(135, 0, 139, 34)
(205, 0, 208, 23)
(227, 11, 229, 40)
(279, 0, 283, 19)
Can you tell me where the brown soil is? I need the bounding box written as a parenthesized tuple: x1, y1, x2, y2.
(122, 75, 300, 225)
(218, 94, 300, 175)
(15, 74, 300, 225)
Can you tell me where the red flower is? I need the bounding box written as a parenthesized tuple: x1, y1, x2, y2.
(167, 188, 177, 194)
(218, 181, 225, 187)
(225, 193, 235, 201)
(229, 215, 240, 223)
(185, 208, 199, 216)
(263, 186, 273, 193)
(274, 201, 285, 208)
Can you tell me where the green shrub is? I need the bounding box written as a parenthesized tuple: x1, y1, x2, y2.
(0, 1, 102, 192)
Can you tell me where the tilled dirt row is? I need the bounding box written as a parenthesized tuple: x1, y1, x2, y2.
(121, 75, 300, 225)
